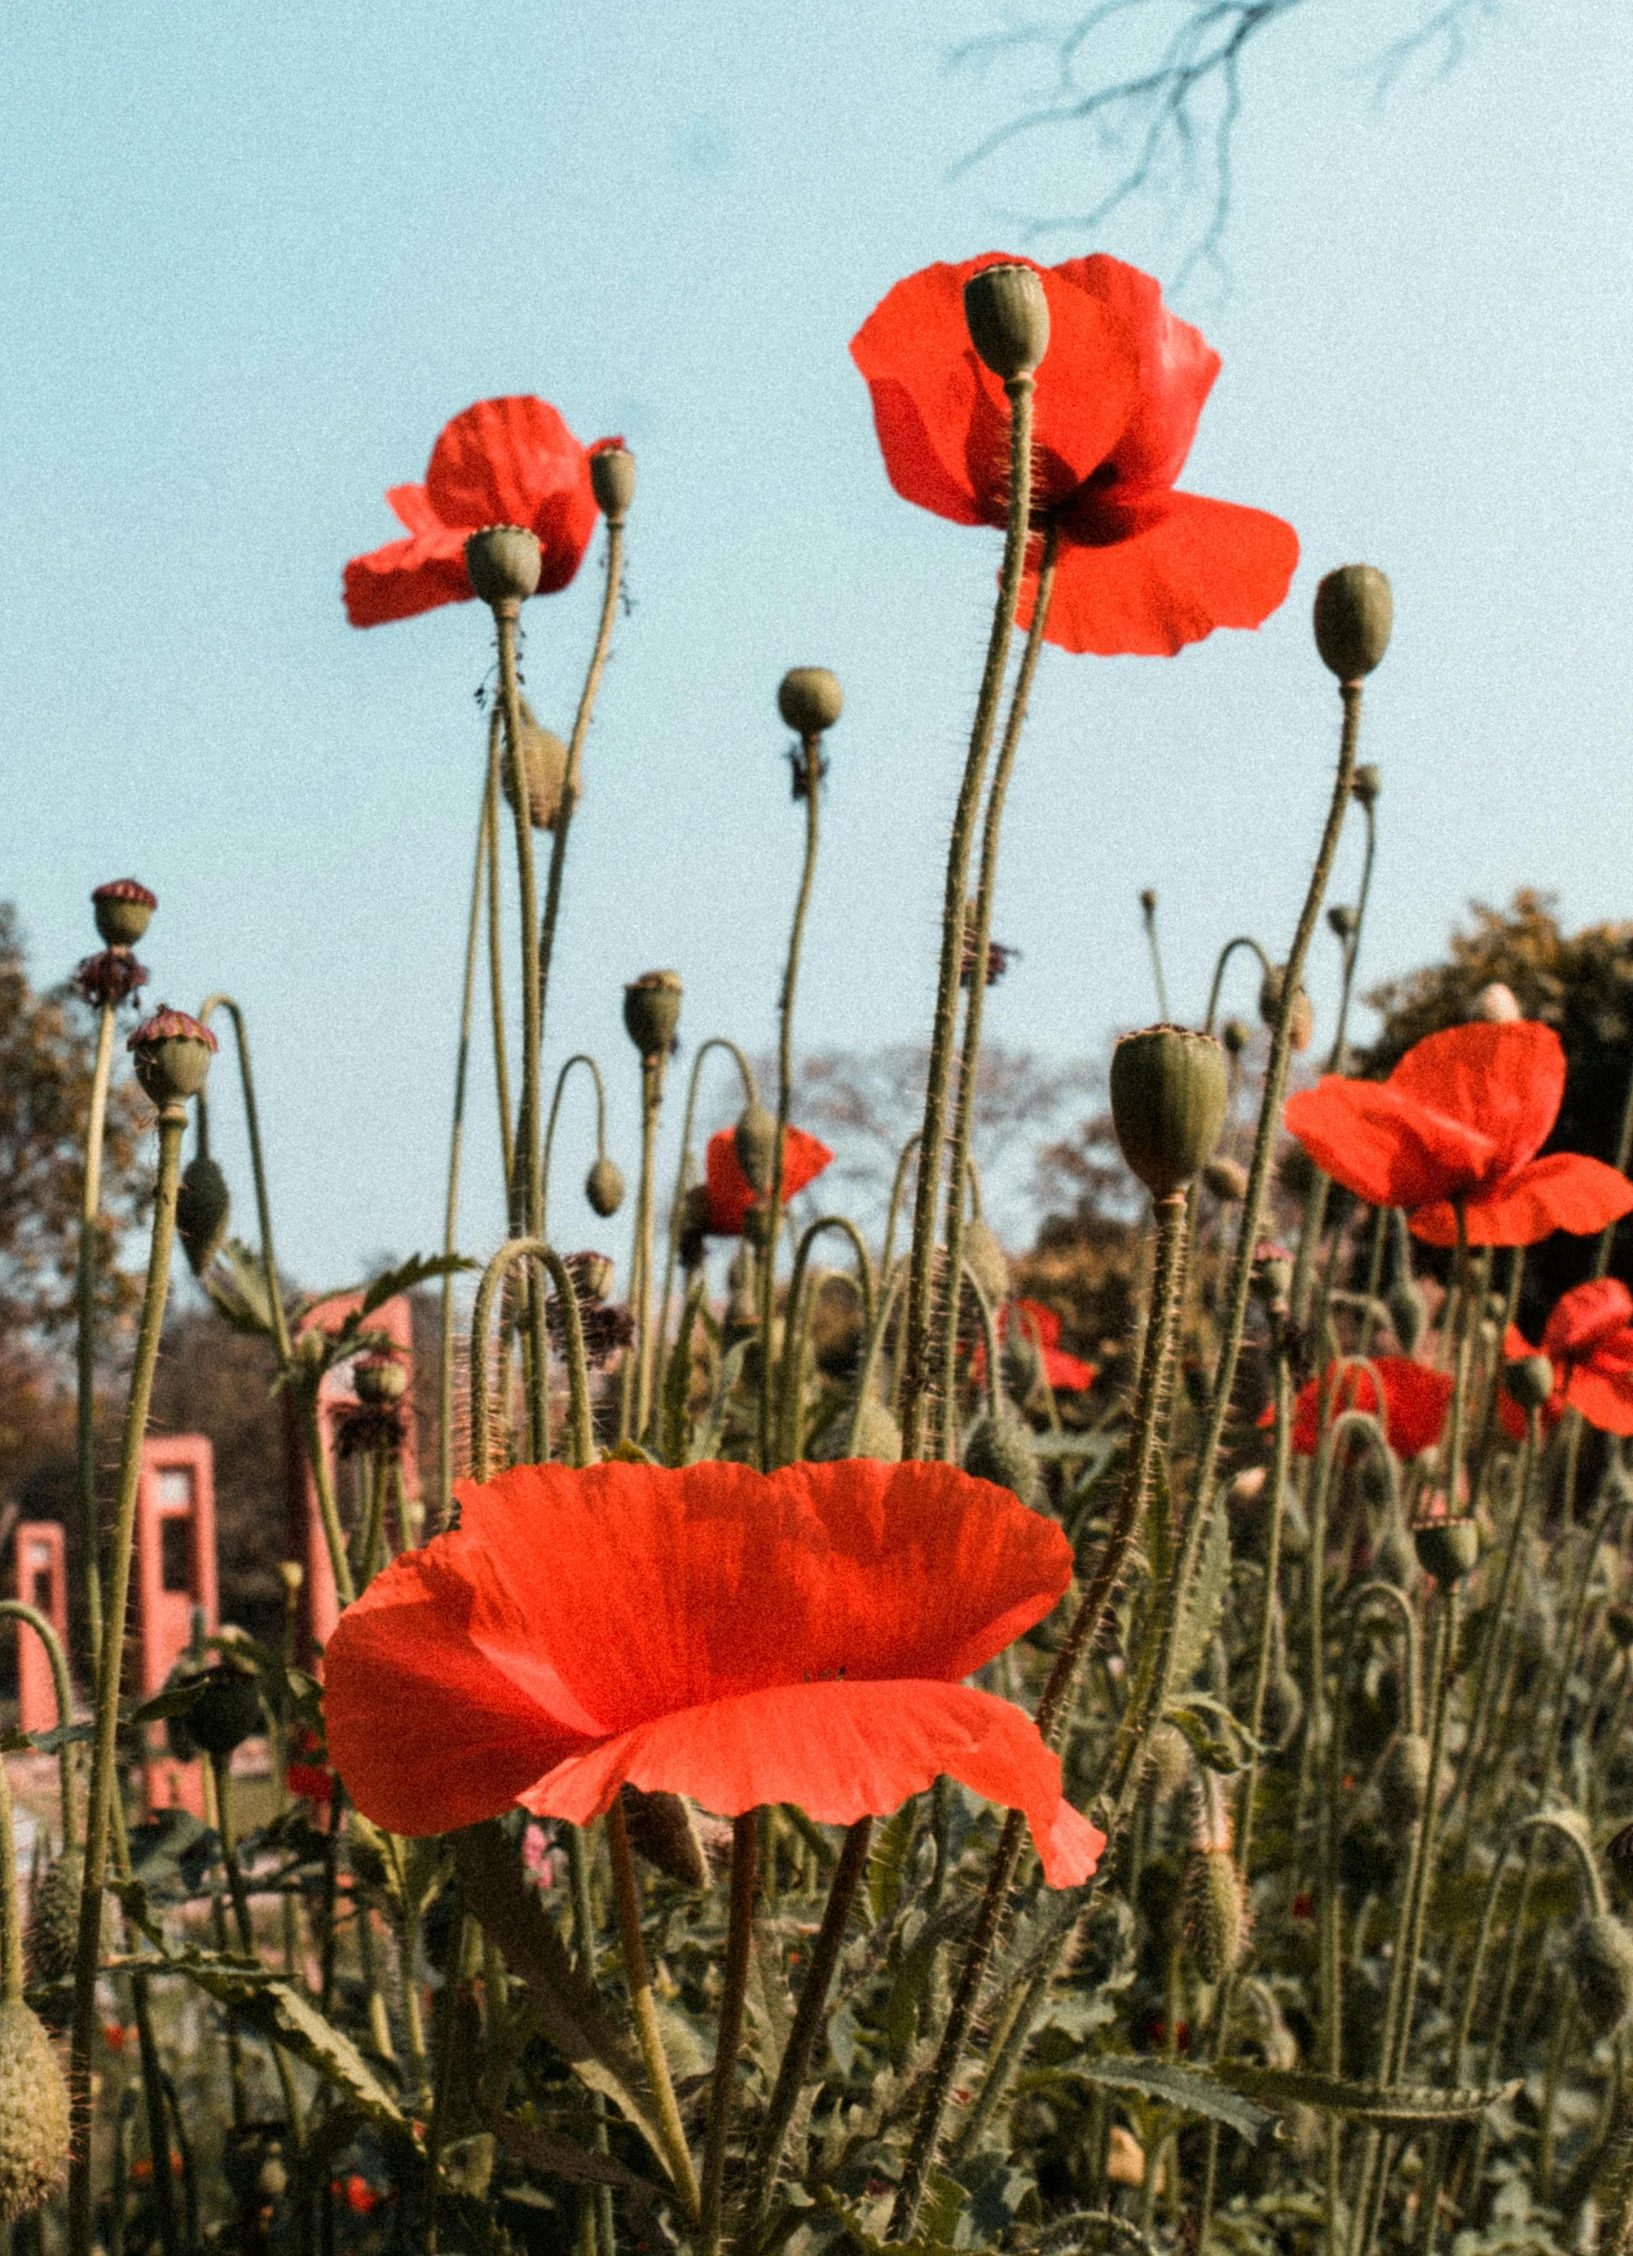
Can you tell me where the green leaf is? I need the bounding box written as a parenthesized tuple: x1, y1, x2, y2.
(203, 1239, 280, 1337)
(355, 1252, 475, 1322)
(812, 2185, 960, 2256)
(1212, 2060, 1522, 2124)
(1070, 2055, 1274, 2144)
(867, 1803, 917, 1928)
(485, 2109, 671, 2204)
(129, 1680, 208, 1727)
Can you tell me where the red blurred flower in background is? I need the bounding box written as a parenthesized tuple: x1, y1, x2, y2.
(1500, 1278, 1633, 1436)
(343, 397, 601, 627)
(703, 1123, 834, 1236)
(323, 1457, 1104, 1887)
(973, 1300, 1097, 1395)
(1284, 1021, 1633, 1247)
(1264, 1356, 1453, 1459)
(850, 253, 1298, 656)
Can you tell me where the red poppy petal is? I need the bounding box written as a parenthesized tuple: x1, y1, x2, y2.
(1388, 1022, 1564, 1180)
(1286, 1080, 1495, 1212)
(1565, 1358, 1633, 1434)
(704, 1125, 835, 1236)
(1376, 1358, 1455, 1456)
(425, 395, 589, 535)
(1043, 1348, 1097, 1392)
(1023, 493, 1298, 657)
(1496, 1383, 1528, 1443)
(342, 535, 473, 628)
(386, 484, 443, 536)
(1051, 255, 1218, 489)
(520, 1677, 1103, 1888)
(1542, 1277, 1633, 1360)
(1005, 1300, 1063, 1352)
(1414, 1154, 1633, 1247)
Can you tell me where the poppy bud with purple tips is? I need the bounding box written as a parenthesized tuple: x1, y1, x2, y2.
(128, 1008, 216, 1108)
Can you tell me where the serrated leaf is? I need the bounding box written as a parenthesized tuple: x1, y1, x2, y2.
(1070, 2054, 1273, 2143)
(867, 1803, 916, 1928)
(203, 1240, 280, 1337)
(484, 2109, 670, 2204)
(1212, 2060, 1522, 2124)
(812, 2185, 960, 2256)
(355, 1252, 475, 1320)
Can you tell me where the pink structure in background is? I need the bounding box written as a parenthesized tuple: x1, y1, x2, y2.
(137, 1434, 217, 1813)
(284, 1293, 417, 1667)
(12, 1521, 70, 1737)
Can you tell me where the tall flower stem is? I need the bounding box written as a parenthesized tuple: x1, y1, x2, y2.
(757, 734, 823, 1469)
(898, 373, 1037, 1459)
(75, 995, 118, 1665)
(699, 1812, 758, 2256)
(890, 1186, 1188, 2242)
(1449, 1411, 1539, 1811)
(624, 1051, 669, 1444)
(439, 756, 496, 1525)
(469, 1239, 593, 1480)
(484, 708, 514, 1191)
(654, 1039, 758, 1388)
(68, 1099, 187, 2256)
(936, 525, 1059, 1457)
(775, 1217, 874, 1466)
(605, 1794, 700, 2220)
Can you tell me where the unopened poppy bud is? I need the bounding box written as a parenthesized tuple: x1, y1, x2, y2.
(128, 1008, 216, 1108)
(810, 1391, 903, 1464)
(622, 969, 682, 1059)
(733, 1102, 779, 1196)
(589, 441, 636, 524)
(92, 877, 157, 948)
(1377, 1733, 1432, 1826)
(964, 1407, 1040, 1511)
(620, 1784, 708, 1889)
(24, 1849, 83, 1989)
(463, 524, 542, 612)
(1413, 1515, 1480, 1582)
(277, 1560, 305, 1598)
(1251, 1244, 1294, 1310)
(1570, 1914, 1633, 2037)
(1375, 1512, 1420, 1591)
(1388, 1279, 1426, 1354)
(1471, 981, 1522, 1024)
(1351, 763, 1381, 809)
(500, 701, 570, 830)
(585, 1156, 626, 1218)
(1258, 963, 1313, 1051)
(354, 1354, 408, 1406)
(1221, 1017, 1251, 1058)
(1184, 1848, 1247, 1982)
(183, 1660, 263, 1758)
(1110, 1026, 1228, 1202)
(963, 260, 1051, 381)
(1327, 904, 1358, 941)
(963, 1218, 1010, 1310)
(176, 1154, 231, 1276)
(1313, 563, 1393, 681)
(676, 1183, 710, 1267)
(1203, 1157, 1248, 1203)
(777, 667, 843, 738)
(1139, 887, 1157, 915)
(0, 1999, 72, 2225)
(1145, 1723, 1193, 1803)
(1506, 1354, 1554, 1414)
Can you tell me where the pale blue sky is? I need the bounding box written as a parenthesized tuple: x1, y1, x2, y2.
(4, 0, 1629, 1283)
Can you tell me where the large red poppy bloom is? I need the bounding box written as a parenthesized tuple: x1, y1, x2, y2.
(850, 253, 1298, 657)
(323, 1458, 1102, 1887)
(343, 397, 602, 627)
(1499, 1279, 1633, 1437)
(1265, 1356, 1453, 1459)
(1283, 1021, 1633, 1248)
(704, 1123, 834, 1236)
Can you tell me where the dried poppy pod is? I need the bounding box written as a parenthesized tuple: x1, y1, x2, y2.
(777, 667, 843, 738)
(622, 970, 682, 1060)
(1570, 1914, 1633, 2038)
(962, 260, 1050, 380)
(1505, 1353, 1554, 1415)
(589, 440, 636, 524)
(1109, 1025, 1228, 1201)
(354, 1354, 409, 1406)
(127, 1008, 216, 1108)
(0, 2000, 71, 2225)
(585, 1155, 626, 1218)
(500, 701, 571, 830)
(733, 1102, 779, 1196)
(1258, 963, 1313, 1051)
(1351, 762, 1381, 809)
(92, 876, 157, 948)
(1413, 1515, 1480, 1583)
(463, 524, 542, 613)
(73, 948, 149, 1009)
(176, 1153, 231, 1276)
(1313, 563, 1393, 682)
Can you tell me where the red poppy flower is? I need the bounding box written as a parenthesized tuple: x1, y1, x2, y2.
(1263, 1357, 1453, 1458)
(974, 1300, 1097, 1394)
(343, 397, 601, 628)
(286, 1725, 333, 1806)
(850, 253, 1298, 657)
(704, 1123, 834, 1236)
(322, 1458, 1104, 1888)
(1499, 1278, 1633, 1437)
(1284, 1021, 1633, 1248)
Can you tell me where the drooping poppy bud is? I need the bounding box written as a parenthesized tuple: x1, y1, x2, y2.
(184, 1660, 263, 1758)
(589, 441, 636, 524)
(676, 1183, 710, 1266)
(1388, 1279, 1427, 1355)
(1470, 981, 1522, 1024)
(1257, 964, 1313, 1051)
(463, 525, 543, 613)
(622, 970, 682, 1060)
(176, 1154, 231, 1276)
(1109, 1026, 1228, 1201)
(1220, 1016, 1251, 1057)
(1351, 763, 1381, 809)
(1184, 1849, 1247, 1982)
(1312, 564, 1393, 682)
(1413, 1516, 1480, 1582)
(24, 1848, 83, 1989)
(1327, 904, 1359, 941)
(0, 2000, 72, 2225)
(1570, 1915, 1633, 2037)
(92, 877, 157, 948)
(962, 1219, 1011, 1310)
(585, 1156, 626, 1218)
(962, 261, 1050, 380)
(1505, 1354, 1554, 1415)
(1203, 1157, 1248, 1203)
(733, 1102, 779, 1196)
(500, 701, 571, 830)
(964, 1407, 1040, 1511)
(620, 1784, 708, 1889)
(777, 667, 843, 738)
(127, 1009, 216, 1108)
(354, 1354, 409, 1407)
(1377, 1733, 1432, 1826)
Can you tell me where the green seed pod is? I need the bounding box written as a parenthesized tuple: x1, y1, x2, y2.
(1109, 1025, 1228, 1201)
(1313, 563, 1393, 681)
(183, 1663, 263, 1759)
(127, 1008, 216, 1108)
(1388, 1279, 1427, 1355)
(622, 970, 682, 1059)
(964, 1407, 1040, 1510)
(1184, 1848, 1248, 1982)
(777, 667, 843, 737)
(1374, 1513, 1421, 1592)
(1257, 964, 1314, 1052)
(962, 1218, 1010, 1309)
(1570, 1914, 1633, 2037)
(1505, 1354, 1554, 1415)
(963, 260, 1051, 380)
(91, 877, 157, 948)
(0, 1999, 71, 2225)
(176, 1153, 231, 1276)
(25, 1850, 83, 1989)
(733, 1102, 779, 1196)
(1202, 1156, 1248, 1203)
(590, 443, 636, 524)
(585, 1156, 626, 1218)
(1376, 1734, 1432, 1827)
(463, 523, 542, 611)
(1351, 763, 1381, 809)
(1220, 1016, 1252, 1058)
(353, 1354, 408, 1406)
(1413, 1515, 1480, 1583)
(500, 700, 571, 830)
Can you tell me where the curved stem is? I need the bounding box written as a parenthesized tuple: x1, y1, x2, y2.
(541, 1053, 609, 1246)
(880, 1132, 921, 1286)
(439, 757, 494, 1526)
(470, 1239, 594, 1480)
(606, 1795, 700, 2219)
(699, 1812, 758, 2256)
(1201, 936, 1273, 1035)
(899, 373, 1037, 1459)
(775, 1216, 875, 1466)
(846, 1259, 907, 1456)
(0, 1736, 22, 2000)
(655, 1038, 759, 1392)
(75, 997, 117, 1667)
(0, 1601, 76, 1844)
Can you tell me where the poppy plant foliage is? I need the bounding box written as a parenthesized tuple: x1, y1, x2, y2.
(850, 253, 1299, 657)
(703, 1122, 834, 1237)
(323, 1456, 1105, 1888)
(343, 396, 605, 628)
(1500, 1278, 1633, 1436)
(1284, 1020, 1633, 1247)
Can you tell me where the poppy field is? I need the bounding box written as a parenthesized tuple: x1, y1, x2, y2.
(13, 250, 1633, 2256)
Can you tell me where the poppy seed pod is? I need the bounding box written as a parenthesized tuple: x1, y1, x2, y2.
(1109, 1025, 1228, 1201)
(1351, 763, 1381, 809)
(127, 1009, 216, 1108)
(1313, 563, 1393, 681)
(1413, 1515, 1480, 1582)
(733, 1102, 779, 1196)
(1505, 1354, 1554, 1415)
(585, 1156, 626, 1218)
(964, 1407, 1041, 1511)
(354, 1354, 408, 1406)
(590, 442, 636, 524)
(176, 1153, 231, 1277)
(1203, 1157, 1248, 1203)
(777, 667, 844, 738)
(1221, 1017, 1251, 1058)
(0, 2000, 71, 2226)
(500, 702, 571, 831)
(623, 970, 683, 1059)
(463, 524, 542, 612)
(1184, 1848, 1247, 1982)
(1570, 1914, 1633, 2038)
(92, 876, 157, 948)
(962, 261, 1051, 381)
(1258, 964, 1313, 1051)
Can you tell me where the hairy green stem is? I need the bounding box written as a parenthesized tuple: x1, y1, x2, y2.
(0, 1601, 76, 1844)
(469, 1239, 594, 1480)
(654, 1039, 758, 1392)
(438, 748, 495, 1525)
(606, 1794, 700, 2218)
(775, 1216, 874, 1466)
(75, 997, 118, 1666)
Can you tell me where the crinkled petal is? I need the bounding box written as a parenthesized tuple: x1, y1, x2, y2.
(343, 530, 474, 627)
(1543, 1278, 1633, 1361)
(386, 484, 444, 535)
(1412, 1153, 1633, 1246)
(1052, 254, 1218, 489)
(704, 1124, 834, 1236)
(1286, 1079, 1495, 1212)
(1022, 492, 1298, 657)
(1565, 1345, 1633, 1435)
(1389, 1021, 1564, 1179)
(520, 1678, 1104, 1888)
